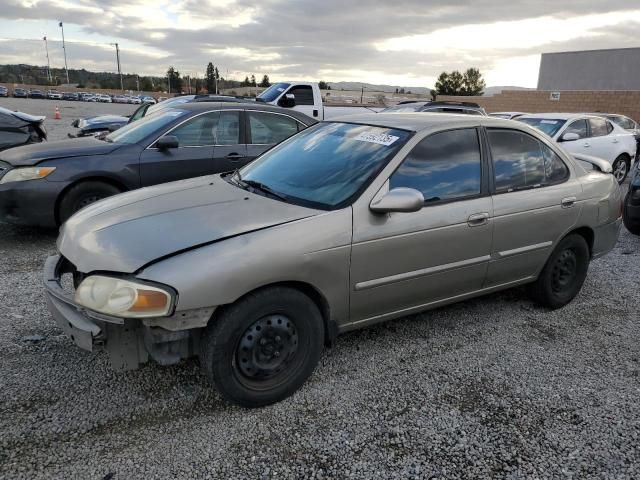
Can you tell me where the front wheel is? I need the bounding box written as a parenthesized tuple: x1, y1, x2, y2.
(612, 155, 630, 184)
(58, 181, 121, 224)
(528, 234, 590, 309)
(201, 287, 324, 408)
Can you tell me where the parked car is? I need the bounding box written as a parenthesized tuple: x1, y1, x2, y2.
(46, 90, 63, 100)
(113, 95, 128, 104)
(0, 102, 315, 226)
(587, 113, 640, 163)
(0, 106, 47, 151)
(0, 86, 8, 97)
(489, 112, 528, 120)
(97, 94, 112, 103)
(141, 96, 157, 104)
(41, 114, 621, 407)
(157, 96, 168, 102)
(29, 89, 45, 99)
(62, 92, 79, 101)
(70, 114, 130, 137)
(12, 88, 28, 98)
(128, 96, 142, 104)
(518, 113, 637, 184)
(382, 100, 487, 116)
(257, 81, 385, 120)
(623, 159, 640, 235)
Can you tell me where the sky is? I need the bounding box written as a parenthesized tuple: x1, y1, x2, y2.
(0, 1, 639, 88)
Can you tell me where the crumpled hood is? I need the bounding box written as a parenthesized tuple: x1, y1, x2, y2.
(0, 137, 119, 166)
(57, 175, 319, 273)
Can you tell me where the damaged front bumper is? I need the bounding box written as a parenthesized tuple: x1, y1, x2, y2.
(43, 255, 213, 370)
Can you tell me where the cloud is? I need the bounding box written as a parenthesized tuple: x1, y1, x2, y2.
(1, 0, 639, 87)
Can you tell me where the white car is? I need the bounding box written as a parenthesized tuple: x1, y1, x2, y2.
(519, 113, 637, 183)
(128, 96, 142, 104)
(98, 94, 112, 103)
(489, 112, 528, 120)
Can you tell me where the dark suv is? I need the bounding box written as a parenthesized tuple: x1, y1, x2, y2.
(382, 100, 487, 116)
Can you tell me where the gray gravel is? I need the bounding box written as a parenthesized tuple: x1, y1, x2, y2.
(0, 98, 639, 478)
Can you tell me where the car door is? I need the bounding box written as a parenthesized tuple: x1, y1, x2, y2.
(283, 85, 317, 118)
(587, 117, 616, 161)
(139, 111, 218, 186)
(485, 128, 581, 287)
(211, 110, 247, 173)
(349, 127, 493, 324)
(244, 110, 305, 163)
(556, 118, 589, 156)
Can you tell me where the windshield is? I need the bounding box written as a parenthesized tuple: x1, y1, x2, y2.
(382, 104, 424, 113)
(105, 109, 187, 144)
(518, 118, 567, 137)
(238, 122, 411, 209)
(257, 83, 291, 103)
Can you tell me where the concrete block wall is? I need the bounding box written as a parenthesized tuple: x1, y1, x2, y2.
(437, 90, 640, 122)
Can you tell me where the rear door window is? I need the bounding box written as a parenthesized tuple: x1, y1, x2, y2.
(389, 128, 482, 203)
(564, 119, 588, 139)
(488, 130, 560, 192)
(589, 118, 609, 137)
(248, 111, 300, 145)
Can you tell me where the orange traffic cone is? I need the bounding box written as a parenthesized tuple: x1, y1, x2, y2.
(54, 106, 61, 120)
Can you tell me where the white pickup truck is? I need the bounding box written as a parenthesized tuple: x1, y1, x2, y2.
(255, 81, 383, 120)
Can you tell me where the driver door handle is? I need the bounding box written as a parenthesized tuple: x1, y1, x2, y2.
(583, 142, 590, 148)
(561, 196, 577, 208)
(226, 153, 245, 161)
(467, 212, 489, 227)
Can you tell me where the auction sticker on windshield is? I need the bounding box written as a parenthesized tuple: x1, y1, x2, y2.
(541, 120, 559, 124)
(354, 132, 400, 146)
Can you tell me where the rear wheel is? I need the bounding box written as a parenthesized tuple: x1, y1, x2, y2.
(201, 287, 324, 408)
(528, 234, 590, 309)
(612, 155, 630, 184)
(58, 181, 121, 224)
(623, 192, 640, 235)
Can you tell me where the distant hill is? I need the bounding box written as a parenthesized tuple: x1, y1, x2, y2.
(327, 82, 431, 94)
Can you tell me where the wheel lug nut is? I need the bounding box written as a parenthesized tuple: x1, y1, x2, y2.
(275, 336, 281, 342)
(260, 339, 266, 345)
(274, 351, 280, 357)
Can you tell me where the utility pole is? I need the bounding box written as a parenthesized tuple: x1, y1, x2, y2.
(360, 85, 364, 104)
(110, 43, 123, 91)
(136, 75, 140, 92)
(58, 22, 70, 84)
(43, 36, 52, 85)
(167, 74, 171, 94)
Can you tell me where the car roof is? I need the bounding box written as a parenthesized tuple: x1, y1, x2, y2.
(174, 101, 317, 124)
(518, 112, 596, 121)
(327, 112, 522, 132)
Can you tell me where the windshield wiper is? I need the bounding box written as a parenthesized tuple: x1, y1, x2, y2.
(243, 179, 289, 202)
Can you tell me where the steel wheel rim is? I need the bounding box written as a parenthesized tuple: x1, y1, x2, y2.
(236, 314, 299, 381)
(78, 195, 103, 209)
(551, 249, 577, 293)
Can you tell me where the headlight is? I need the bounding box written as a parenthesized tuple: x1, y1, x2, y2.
(74, 275, 173, 318)
(0, 166, 55, 184)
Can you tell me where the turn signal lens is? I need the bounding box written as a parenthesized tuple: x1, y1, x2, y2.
(74, 276, 173, 318)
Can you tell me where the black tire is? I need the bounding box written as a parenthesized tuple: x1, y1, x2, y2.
(58, 181, 121, 224)
(528, 234, 590, 309)
(612, 155, 630, 185)
(623, 192, 640, 235)
(200, 287, 324, 408)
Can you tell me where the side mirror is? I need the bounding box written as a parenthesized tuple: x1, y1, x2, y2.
(279, 93, 296, 108)
(560, 132, 580, 142)
(370, 188, 424, 214)
(156, 135, 179, 150)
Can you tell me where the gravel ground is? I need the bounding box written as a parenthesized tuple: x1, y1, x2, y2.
(0, 96, 137, 141)
(0, 98, 639, 478)
(0, 225, 638, 479)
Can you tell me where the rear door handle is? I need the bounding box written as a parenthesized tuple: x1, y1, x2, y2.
(561, 196, 576, 208)
(467, 212, 489, 227)
(226, 153, 245, 161)
(583, 142, 590, 148)
(612, 138, 619, 143)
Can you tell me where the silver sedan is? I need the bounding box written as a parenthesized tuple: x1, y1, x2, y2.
(44, 113, 622, 407)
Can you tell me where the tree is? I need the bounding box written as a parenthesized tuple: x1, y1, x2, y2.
(206, 62, 216, 93)
(461, 68, 486, 96)
(259, 74, 270, 87)
(167, 66, 182, 93)
(394, 88, 399, 94)
(319, 80, 331, 90)
(250, 74, 256, 87)
(435, 68, 485, 96)
(243, 76, 250, 87)
(140, 77, 153, 92)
